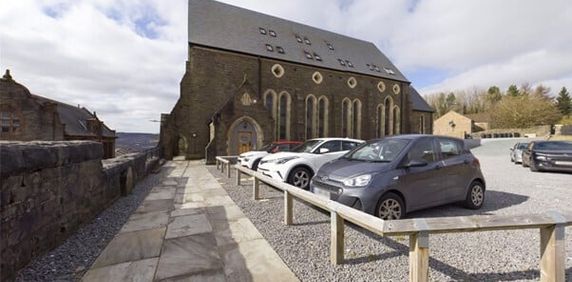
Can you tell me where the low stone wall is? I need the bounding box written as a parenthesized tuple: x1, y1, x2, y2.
(0, 141, 161, 281)
(470, 125, 552, 139)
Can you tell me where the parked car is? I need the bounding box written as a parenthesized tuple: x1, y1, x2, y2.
(257, 138, 364, 190)
(310, 135, 486, 220)
(238, 141, 302, 170)
(509, 142, 529, 164)
(521, 141, 572, 172)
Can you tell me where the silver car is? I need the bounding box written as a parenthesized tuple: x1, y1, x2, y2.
(510, 142, 528, 164)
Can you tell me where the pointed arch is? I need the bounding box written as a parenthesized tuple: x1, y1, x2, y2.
(278, 91, 291, 140)
(393, 106, 401, 135)
(341, 98, 352, 137)
(376, 104, 383, 138)
(263, 89, 277, 119)
(305, 94, 317, 139)
(352, 99, 362, 139)
(317, 96, 329, 137)
(383, 96, 394, 136)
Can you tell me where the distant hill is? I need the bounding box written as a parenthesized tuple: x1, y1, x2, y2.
(115, 132, 159, 155)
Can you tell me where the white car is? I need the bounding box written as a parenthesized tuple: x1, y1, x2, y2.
(257, 138, 364, 190)
(238, 142, 301, 170)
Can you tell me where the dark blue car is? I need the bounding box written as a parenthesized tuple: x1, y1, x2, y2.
(311, 135, 486, 220)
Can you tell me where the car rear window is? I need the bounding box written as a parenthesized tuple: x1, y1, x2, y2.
(342, 141, 359, 151)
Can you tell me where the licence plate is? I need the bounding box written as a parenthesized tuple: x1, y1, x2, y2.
(554, 161, 572, 166)
(314, 187, 331, 199)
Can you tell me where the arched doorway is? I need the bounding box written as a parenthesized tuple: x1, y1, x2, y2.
(227, 116, 264, 155)
(176, 135, 188, 156)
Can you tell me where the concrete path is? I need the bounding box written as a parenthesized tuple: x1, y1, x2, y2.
(82, 160, 298, 282)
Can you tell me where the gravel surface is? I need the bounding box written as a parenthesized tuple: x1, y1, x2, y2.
(209, 138, 572, 281)
(15, 169, 164, 282)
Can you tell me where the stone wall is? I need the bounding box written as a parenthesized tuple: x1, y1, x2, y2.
(0, 141, 161, 281)
(469, 125, 552, 139)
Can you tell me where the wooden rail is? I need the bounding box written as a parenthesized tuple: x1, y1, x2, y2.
(215, 158, 572, 282)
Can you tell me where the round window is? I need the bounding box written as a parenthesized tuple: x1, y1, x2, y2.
(312, 72, 323, 84)
(377, 81, 386, 93)
(392, 84, 401, 95)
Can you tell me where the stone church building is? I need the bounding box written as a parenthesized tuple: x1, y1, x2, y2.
(160, 0, 433, 162)
(0, 70, 117, 158)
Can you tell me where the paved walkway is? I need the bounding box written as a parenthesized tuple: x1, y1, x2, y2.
(82, 160, 298, 281)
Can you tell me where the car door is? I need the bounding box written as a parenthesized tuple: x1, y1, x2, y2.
(312, 140, 343, 169)
(437, 137, 470, 201)
(397, 137, 443, 210)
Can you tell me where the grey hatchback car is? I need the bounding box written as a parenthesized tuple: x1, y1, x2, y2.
(310, 135, 486, 220)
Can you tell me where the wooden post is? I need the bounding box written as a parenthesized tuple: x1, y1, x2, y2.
(227, 162, 231, 178)
(284, 191, 293, 225)
(409, 232, 429, 282)
(330, 211, 344, 265)
(221, 161, 225, 173)
(252, 177, 260, 200)
(540, 224, 565, 282)
(216, 159, 220, 170)
(236, 168, 242, 185)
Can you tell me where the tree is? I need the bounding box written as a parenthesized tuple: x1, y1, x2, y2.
(507, 85, 520, 97)
(556, 87, 571, 116)
(486, 86, 502, 105)
(491, 94, 562, 128)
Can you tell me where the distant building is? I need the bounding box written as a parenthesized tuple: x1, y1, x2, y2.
(433, 111, 484, 139)
(160, 0, 433, 162)
(0, 70, 116, 158)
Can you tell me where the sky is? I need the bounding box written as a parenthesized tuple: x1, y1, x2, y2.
(1, 0, 571, 133)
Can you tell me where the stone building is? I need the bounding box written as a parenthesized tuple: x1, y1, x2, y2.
(433, 111, 475, 139)
(160, 0, 433, 162)
(0, 70, 117, 158)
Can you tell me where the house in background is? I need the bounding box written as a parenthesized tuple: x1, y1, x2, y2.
(0, 70, 116, 158)
(433, 110, 485, 139)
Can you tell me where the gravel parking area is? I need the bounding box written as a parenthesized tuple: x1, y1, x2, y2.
(15, 168, 166, 281)
(209, 138, 572, 281)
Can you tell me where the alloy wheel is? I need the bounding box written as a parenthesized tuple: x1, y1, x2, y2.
(378, 199, 402, 220)
(471, 185, 484, 206)
(293, 171, 309, 188)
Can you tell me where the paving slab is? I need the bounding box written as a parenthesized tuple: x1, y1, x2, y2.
(82, 258, 158, 282)
(146, 188, 177, 200)
(120, 211, 170, 233)
(92, 227, 165, 268)
(165, 213, 213, 239)
(136, 199, 173, 214)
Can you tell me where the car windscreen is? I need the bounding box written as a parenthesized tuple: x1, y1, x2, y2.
(534, 141, 572, 151)
(516, 143, 528, 150)
(260, 144, 275, 152)
(344, 139, 410, 162)
(292, 140, 322, 153)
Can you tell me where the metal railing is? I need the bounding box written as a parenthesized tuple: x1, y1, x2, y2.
(216, 156, 572, 282)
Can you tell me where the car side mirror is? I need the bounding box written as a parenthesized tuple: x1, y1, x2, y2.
(319, 148, 330, 154)
(403, 160, 428, 168)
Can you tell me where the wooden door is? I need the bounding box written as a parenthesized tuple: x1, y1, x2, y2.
(238, 131, 252, 154)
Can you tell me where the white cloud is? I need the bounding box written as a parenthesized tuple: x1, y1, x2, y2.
(1, 0, 571, 132)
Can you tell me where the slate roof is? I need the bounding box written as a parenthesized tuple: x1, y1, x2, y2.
(188, 0, 409, 82)
(409, 86, 434, 113)
(31, 94, 116, 138)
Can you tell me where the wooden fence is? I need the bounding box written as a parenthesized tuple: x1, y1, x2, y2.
(215, 156, 572, 282)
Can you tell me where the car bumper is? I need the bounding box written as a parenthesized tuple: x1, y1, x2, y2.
(310, 179, 379, 215)
(534, 160, 572, 172)
(257, 163, 288, 182)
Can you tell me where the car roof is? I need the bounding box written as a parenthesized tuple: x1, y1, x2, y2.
(307, 137, 365, 143)
(273, 140, 303, 144)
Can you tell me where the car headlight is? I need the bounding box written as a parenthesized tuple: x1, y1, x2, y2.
(535, 155, 547, 161)
(275, 156, 299, 164)
(343, 174, 372, 187)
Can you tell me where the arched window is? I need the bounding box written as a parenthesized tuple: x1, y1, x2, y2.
(317, 96, 329, 137)
(305, 95, 317, 139)
(341, 98, 352, 137)
(376, 104, 383, 138)
(393, 106, 401, 135)
(263, 90, 277, 119)
(384, 96, 393, 136)
(419, 115, 425, 134)
(278, 92, 291, 140)
(352, 99, 361, 139)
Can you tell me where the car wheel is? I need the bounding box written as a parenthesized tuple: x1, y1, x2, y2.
(376, 192, 405, 220)
(287, 167, 312, 190)
(251, 159, 261, 171)
(464, 181, 485, 210)
(529, 160, 539, 172)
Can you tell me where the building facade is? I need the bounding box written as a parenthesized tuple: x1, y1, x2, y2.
(433, 111, 474, 139)
(0, 70, 117, 158)
(160, 0, 433, 162)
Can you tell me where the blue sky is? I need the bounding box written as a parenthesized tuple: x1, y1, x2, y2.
(1, 0, 571, 133)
